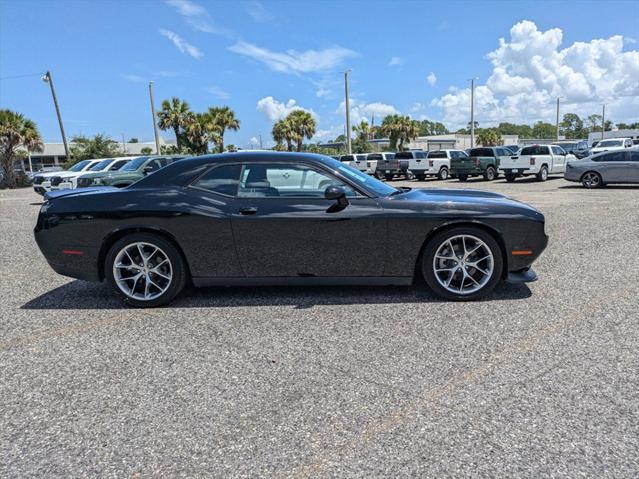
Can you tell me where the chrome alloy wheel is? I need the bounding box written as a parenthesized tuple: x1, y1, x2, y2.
(432, 234, 494, 295)
(582, 172, 600, 188)
(113, 242, 173, 301)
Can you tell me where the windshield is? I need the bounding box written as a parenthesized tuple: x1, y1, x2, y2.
(321, 156, 398, 197)
(89, 159, 113, 171)
(597, 139, 623, 147)
(69, 160, 91, 172)
(121, 157, 147, 171)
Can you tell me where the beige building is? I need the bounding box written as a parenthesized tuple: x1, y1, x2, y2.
(407, 133, 519, 151)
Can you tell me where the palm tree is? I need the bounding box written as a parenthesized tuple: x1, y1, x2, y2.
(396, 116, 420, 150)
(286, 110, 316, 151)
(272, 119, 296, 151)
(352, 120, 373, 153)
(157, 97, 193, 153)
(207, 106, 240, 152)
(184, 113, 218, 155)
(0, 109, 43, 188)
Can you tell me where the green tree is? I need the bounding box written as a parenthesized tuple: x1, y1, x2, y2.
(476, 128, 502, 146)
(206, 106, 240, 153)
(0, 110, 43, 188)
(531, 121, 556, 139)
(157, 97, 193, 153)
(69, 134, 121, 163)
(586, 114, 602, 132)
(560, 113, 587, 139)
(272, 119, 295, 151)
(496, 122, 533, 138)
(616, 122, 639, 130)
(417, 119, 449, 136)
(286, 110, 316, 151)
(128, 138, 139, 143)
(140, 147, 153, 155)
(352, 120, 373, 153)
(183, 113, 214, 155)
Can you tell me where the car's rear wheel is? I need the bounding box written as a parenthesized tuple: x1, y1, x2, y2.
(536, 165, 549, 182)
(416, 174, 426, 181)
(484, 166, 497, 181)
(422, 227, 503, 301)
(438, 167, 449, 180)
(458, 174, 468, 182)
(505, 173, 516, 182)
(106, 233, 187, 307)
(375, 171, 385, 180)
(581, 171, 603, 188)
(384, 174, 393, 181)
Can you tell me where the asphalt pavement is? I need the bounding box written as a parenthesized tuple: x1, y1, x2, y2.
(1, 177, 638, 478)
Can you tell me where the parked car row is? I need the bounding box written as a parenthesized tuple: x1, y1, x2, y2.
(32, 155, 185, 195)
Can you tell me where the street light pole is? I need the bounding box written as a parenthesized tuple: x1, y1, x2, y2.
(42, 71, 70, 161)
(556, 97, 560, 141)
(469, 78, 476, 148)
(344, 70, 352, 154)
(148, 81, 161, 155)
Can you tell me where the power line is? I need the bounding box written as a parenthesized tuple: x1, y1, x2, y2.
(0, 71, 45, 81)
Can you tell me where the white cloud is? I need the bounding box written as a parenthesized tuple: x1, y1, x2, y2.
(121, 74, 145, 82)
(256, 96, 316, 122)
(431, 20, 639, 128)
(206, 85, 230, 99)
(388, 56, 403, 66)
(159, 29, 203, 59)
(426, 72, 437, 86)
(337, 100, 399, 125)
(228, 41, 357, 74)
(164, 0, 233, 36)
(246, 1, 275, 23)
(316, 87, 331, 98)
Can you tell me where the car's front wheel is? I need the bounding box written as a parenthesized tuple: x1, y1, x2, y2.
(105, 233, 187, 307)
(422, 227, 503, 301)
(581, 171, 603, 188)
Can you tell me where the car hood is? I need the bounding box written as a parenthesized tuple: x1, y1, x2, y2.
(34, 171, 65, 179)
(387, 187, 543, 218)
(44, 186, 120, 201)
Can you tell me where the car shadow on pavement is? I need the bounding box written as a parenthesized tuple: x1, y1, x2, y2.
(558, 184, 639, 189)
(21, 279, 532, 310)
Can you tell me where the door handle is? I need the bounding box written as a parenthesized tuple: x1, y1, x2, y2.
(239, 207, 257, 215)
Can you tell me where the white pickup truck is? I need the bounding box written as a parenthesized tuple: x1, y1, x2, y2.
(422, 149, 469, 180)
(499, 144, 575, 182)
(339, 154, 368, 173)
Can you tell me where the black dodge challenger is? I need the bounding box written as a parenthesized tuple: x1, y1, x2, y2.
(35, 152, 548, 307)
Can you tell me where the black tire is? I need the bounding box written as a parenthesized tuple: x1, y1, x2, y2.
(484, 166, 497, 181)
(437, 167, 449, 181)
(581, 171, 603, 188)
(416, 174, 426, 181)
(385, 174, 393, 181)
(536, 165, 548, 182)
(405, 171, 414, 180)
(458, 174, 468, 182)
(421, 226, 504, 301)
(505, 174, 516, 183)
(375, 171, 385, 180)
(105, 232, 187, 308)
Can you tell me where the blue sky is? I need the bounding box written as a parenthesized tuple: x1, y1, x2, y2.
(1, 0, 638, 148)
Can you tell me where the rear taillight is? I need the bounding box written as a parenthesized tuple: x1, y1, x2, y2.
(429, 160, 434, 167)
(530, 157, 536, 165)
(366, 162, 371, 167)
(475, 159, 481, 166)
(397, 160, 401, 169)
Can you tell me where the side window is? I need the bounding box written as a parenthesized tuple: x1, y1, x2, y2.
(145, 160, 162, 172)
(110, 160, 127, 170)
(596, 152, 626, 162)
(630, 151, 639, 162)
(551, 146, 564, 155)
(238, 164, 359, 198)
(192, 164, 241, 196)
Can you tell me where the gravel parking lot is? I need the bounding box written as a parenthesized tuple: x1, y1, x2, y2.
(1, 178, 638, 477)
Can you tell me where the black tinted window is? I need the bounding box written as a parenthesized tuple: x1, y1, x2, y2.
(630, 151, 639, 162)
(111, 160, 128, 170)
(469, 148, 494, 157)
(428, 151, 447, 159)
(340, 156, 354, 161)
(395, 152, 413, 159)
(367, 154, 382, 161)
(594, 152, 626, 162)
(193, 164, 241, 196)
(520, 146, 550, 155)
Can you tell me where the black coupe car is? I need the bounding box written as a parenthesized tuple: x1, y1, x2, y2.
(35, 152, 548, 307)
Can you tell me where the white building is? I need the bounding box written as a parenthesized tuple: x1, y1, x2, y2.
(587, 129, 639, 146)
(407, 134, 519, 150)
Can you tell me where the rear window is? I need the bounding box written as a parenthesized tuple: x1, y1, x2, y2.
(395, 152, 414, 159)
(340, 155, 354, 161)
(367, 154, 382, 161)
(520, 146, 550, 156)
(468, 148, 494, 157)
(428, 151, 447, 159)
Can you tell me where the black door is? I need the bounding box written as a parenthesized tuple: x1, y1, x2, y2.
(231, 162, 387, 277)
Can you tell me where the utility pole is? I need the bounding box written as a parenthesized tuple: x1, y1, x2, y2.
(556, 97, 560, 141)
(601, 104, 606, 141)
(344, 69, 352, 154)
(148, 81, 161, 154)
(42, 71, 70, 161)
(121, 134, 126, 154)
(469, 78, 476, 148)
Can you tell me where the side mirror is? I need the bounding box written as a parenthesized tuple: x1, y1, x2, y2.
(325, 185, 349, 209)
